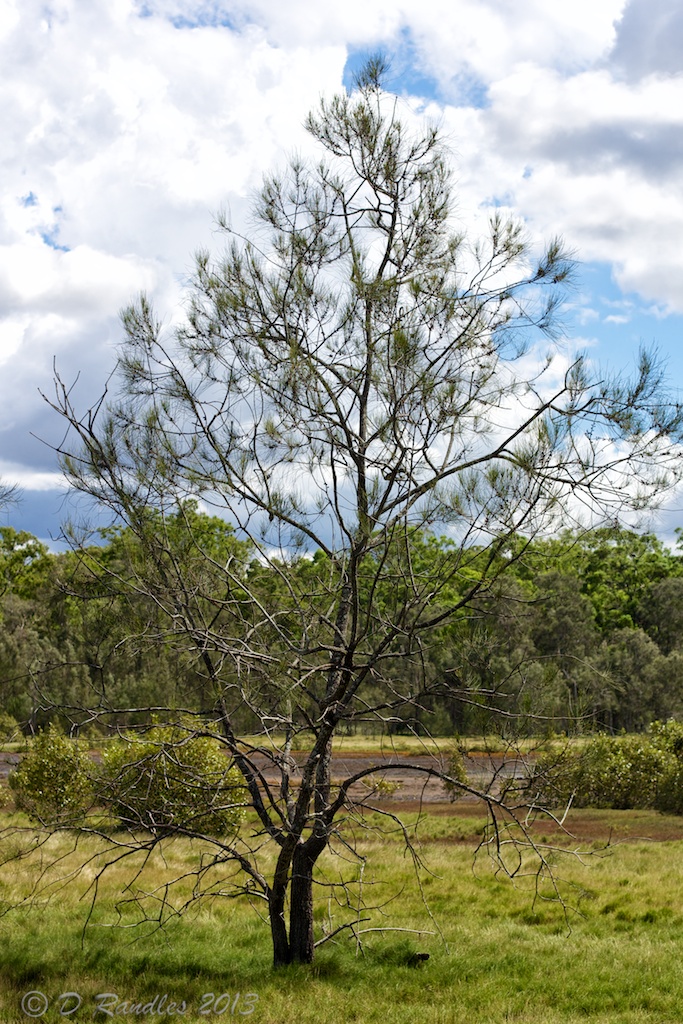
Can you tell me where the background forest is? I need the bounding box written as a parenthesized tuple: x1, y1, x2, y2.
(2, 513, 682, 741)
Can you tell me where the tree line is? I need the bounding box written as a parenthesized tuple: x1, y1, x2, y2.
(2, 514, 682, 740)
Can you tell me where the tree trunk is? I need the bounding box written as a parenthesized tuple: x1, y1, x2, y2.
(269, 882, 291, 966)
(289, 847, 315, 964)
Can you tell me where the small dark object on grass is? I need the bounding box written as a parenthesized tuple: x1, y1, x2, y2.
(407, 952, 430, 967)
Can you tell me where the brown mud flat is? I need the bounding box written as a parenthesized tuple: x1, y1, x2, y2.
(0, 749, 502, 796)
(3, 748, 683, 844)
(0, 751, 19, 778)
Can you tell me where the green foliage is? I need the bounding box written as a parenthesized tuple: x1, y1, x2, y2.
(8, 724, 94, 824)
(2, 516, 683, 740)
(638, 577, 683, 654)
(100, 723, 247, 837)
(0, 711, 19, 743)
(529, 721, 683, 812)
(647, 719, 683, 814)
(0, 527, 51, 601)
(7, 719, 248, 838)
(360, 776, 403, 799)
(442, 741, 469, 802)
(577, 527, 678, 632)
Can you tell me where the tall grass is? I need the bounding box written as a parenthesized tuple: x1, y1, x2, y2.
(1, 807, 683, 1022)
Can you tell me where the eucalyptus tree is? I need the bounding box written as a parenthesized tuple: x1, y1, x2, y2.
(45, 60, 683, 965)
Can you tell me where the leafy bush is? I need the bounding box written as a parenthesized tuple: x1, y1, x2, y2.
(442, 742, 469, 802)
(8, 724, 94, 824)
(650, 718, 683, 757)
(360, 777, 403, 799)
(100, 723, 247, 837)
(0, 711, 19, 743)
(649, 720, 683, 814)
(526, 722, 683, 813)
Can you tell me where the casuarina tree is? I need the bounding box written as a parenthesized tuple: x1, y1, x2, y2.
(44, 58, 683, 964)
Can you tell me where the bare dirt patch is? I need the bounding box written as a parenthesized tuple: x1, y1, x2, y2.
(3, 747, 683, 844)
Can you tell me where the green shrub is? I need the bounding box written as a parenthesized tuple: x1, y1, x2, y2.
(360, 777, 403, 799)
(0, 711, 19, 743)
(650, 720, 683, 814)
(442, 741, 469, 802)
(527, 724, 683, 813)
(650, 718, 683, 758)
(100, 723, 247, 838)
(8, 724, 94, 824)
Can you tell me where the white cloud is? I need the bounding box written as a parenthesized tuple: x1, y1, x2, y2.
(0, 241, 161, 313)
(0, 461, 66, 492)
(610, 0, 683, 80)
(2, 0, 683, 538)
(404, 0, 626, 90)
(0, 0, 349, 504)
(436, 61, 683, 312)
(604, 314, 630, 325)
(0, 315, 30, 367)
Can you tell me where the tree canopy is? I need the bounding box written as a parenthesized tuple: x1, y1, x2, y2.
(19, 62, 683, 965)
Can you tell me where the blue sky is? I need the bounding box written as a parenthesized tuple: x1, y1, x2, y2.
(572, 262, 683, 392)
(1, 0, 683, 545)
(344, 39, 683, 395)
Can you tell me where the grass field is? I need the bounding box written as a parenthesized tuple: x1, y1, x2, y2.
(243, 733, 551, 756)
(1, 800, 683, 1023)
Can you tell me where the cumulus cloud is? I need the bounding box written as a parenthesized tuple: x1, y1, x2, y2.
(2, 0, 682, 540)
(434, 45, 683, 312)
(1, 0, 350, 535)
(609, 0, 683, 80)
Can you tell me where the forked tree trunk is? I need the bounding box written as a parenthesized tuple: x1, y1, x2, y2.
(268, 850, 318, 965)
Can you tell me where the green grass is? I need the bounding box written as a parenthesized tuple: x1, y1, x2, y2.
(246, 731, 589, 757)
(2, 807, 683, 1022)
(0, 731, 582, 761)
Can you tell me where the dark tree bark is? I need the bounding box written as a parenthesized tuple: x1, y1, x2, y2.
(269, 886, 291, 966)
(289, 846, 316, 964)
(269, 845, 295, 966)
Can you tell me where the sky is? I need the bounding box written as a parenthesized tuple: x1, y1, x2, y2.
(2, 0, 683, 546)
